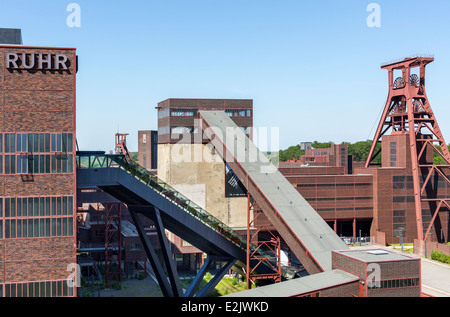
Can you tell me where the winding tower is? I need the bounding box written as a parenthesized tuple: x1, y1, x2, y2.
(366, 56, 450, 242)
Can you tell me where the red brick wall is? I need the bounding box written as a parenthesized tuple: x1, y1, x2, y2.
(414, 239, 450, 257)
(375, 231, 387, 246)
(0, 46, 77, 297)
(3, 238, 74, 282)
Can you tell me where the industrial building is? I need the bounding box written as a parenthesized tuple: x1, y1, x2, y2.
(156, 98, 252, 230)
(138, 130, 158, 171)
(227, 248, 420, 297)
(1, 27, 448, 298)
(0, 29, 77, 297)
(275, 57, 450, 246)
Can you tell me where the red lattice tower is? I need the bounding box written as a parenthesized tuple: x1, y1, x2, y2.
(366, 56, 450, 241)
(104, 202, 122, 288)
(246, 194, 281, 289)
(115, 133, 132, 159)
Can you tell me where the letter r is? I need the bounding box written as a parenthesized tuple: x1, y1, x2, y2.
(55, 54, 68, 70)
(6, 53, 19, 68)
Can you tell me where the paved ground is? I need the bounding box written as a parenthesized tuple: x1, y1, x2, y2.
(80, 277, 163, 297)
(83, 246, 450, 297)
(420, 257, 450, 297)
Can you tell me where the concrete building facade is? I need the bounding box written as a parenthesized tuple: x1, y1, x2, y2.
(156, 98, 252, 229)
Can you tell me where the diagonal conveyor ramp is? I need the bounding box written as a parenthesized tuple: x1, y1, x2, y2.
(199, 111, 348, 274)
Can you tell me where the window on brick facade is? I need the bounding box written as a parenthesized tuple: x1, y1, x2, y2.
(5, 155, 15, 174)
(390, 141, 397, 167)
(16, 155, 28, 174)
(225, 109, 251, 117)
(4, 215, 73, 238)
(170, 108, 197, 117)
(16, 134, 27, 153)
(51, 133, 62, 152)
(5, 134, 15, 153)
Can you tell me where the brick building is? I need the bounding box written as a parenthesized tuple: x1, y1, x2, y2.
(0, 42, 77, 297)
(279, 165, 373, 239)
(228, 247, 420, 297)
(354, 133, 450, 245)
(156, 98, 252, 145)
(277, 132, 450, 245)
(332, 248, 421, 297)
(299, 144, 350, 174)
(137, 130, 158, 170)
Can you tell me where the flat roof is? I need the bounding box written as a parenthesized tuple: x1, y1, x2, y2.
(160, 98, 253, 101)
(283, 174, 372, 179)
(333, 248, 419, 262)
(0, 44, 76, 50)
(225, 269, 359, 297)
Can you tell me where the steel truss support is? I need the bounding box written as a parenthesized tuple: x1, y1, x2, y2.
(185, 256, 235, 297)
(104, 202, 122, 288)
(195, 259, 236, 298)
(366, 56, 450, 242)
(128, 206, 177, 297)
(184, 256, 213, 297)
(152, 206, 184, 297)
(129, 205, 236, 297)
(246, 193, 281, 290)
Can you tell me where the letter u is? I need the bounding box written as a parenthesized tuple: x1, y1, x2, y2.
(22, 53, 35, 69)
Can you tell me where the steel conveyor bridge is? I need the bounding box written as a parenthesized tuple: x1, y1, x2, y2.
(76, 110, 349, 297)
(76, 152, 297, 297)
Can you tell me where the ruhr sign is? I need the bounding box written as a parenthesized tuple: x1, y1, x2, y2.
(6, 52, 69, 70)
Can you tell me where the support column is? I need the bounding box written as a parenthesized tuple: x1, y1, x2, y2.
(196, 259, 236, 297)
(128, 207, 174, 297)
(153, 207, 184, 297)
(185, 257, 213, 297)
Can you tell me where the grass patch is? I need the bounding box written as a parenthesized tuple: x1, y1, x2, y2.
(431, 250, 450, 265)
(180, 272, 248, 297)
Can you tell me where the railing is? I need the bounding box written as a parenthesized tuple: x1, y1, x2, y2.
(77, 152, 298, 278)
(340, 236, 374, 246)
(77, 152, 250, 249)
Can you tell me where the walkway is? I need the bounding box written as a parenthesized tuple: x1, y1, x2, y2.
(421, 257, 450, 297)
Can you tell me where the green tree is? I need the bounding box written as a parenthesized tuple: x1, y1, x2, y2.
(311, 141, 334, 149)
(347, 140, 376, 163)
(279, 144, 301, 162)
(433, 144, 450, 165)
(278, 140, 382, 163)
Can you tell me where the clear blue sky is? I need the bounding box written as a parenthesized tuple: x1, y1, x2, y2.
(2, 0, 450, 152)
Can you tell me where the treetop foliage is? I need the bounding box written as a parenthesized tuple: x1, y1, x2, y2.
(278, 140, 380, 163)
(279, 140, 450, 165)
